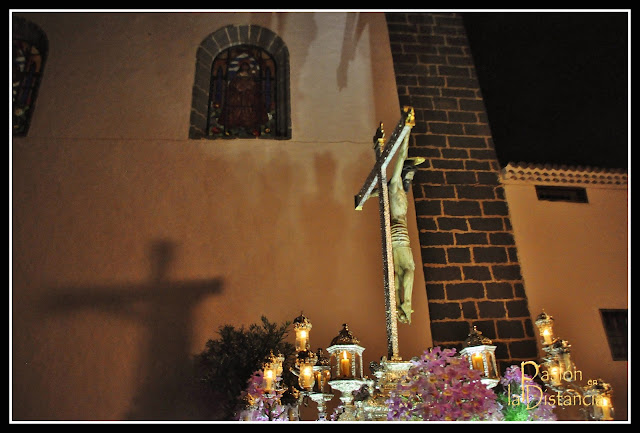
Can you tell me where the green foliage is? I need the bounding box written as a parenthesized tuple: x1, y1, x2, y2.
(497, 391, 531, 421)
(193, 316, 296, 420)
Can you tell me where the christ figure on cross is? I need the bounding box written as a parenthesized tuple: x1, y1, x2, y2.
(354, 106, 421, 357)
(379, 132, 424, 324)
(390, 136, 421, 324)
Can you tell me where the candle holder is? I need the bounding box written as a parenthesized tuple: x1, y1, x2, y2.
(364, 356, 412, 420)
(534, 310, 616, 420)
(584, 379, 615, 421)
(289, 312, 319, 421)
(281, 386, 301, 421)
(293, 313, 312, 352)
(460, 326, 499, 388)
(262, 350, 285, 394)
(535, 310, 555, 346)
(312, 348, 332, 394)
(308, 392, 334, 421)
(326, 324, 369, 421)
(295, 349, 318, 393)
(326, 324, 366, 379)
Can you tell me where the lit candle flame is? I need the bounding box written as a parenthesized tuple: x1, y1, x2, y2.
(340, 351, 350, 377)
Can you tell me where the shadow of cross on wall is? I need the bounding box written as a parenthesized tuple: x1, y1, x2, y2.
(45, 239, 224, 420)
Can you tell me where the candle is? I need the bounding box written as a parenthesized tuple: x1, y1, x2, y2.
(314, 371, 321, 392)
(600, 397, 613, 420)
(302, 366, 313, 389)
(340, 351, 350, 377)
(471, 353, 484, 371)
(296, 330, 308, 351)
(263, 369, 274, 393)
(542, 328, 553, 345)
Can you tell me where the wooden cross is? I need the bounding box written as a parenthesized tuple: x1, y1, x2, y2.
(354, 106, 415, 361)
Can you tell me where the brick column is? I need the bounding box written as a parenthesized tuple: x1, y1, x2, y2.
(385, 12, 538, 372)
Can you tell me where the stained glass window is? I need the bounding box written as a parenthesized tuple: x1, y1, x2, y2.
(12, 16, 47, 137)
(207, 45, 276, 139)
(189, 25, 290, 140)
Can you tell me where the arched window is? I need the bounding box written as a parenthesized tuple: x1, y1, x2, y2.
(189, 25, 291, 140)
(12, 16, 48, 137)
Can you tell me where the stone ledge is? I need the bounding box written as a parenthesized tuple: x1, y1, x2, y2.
(500, 162, 628, 187)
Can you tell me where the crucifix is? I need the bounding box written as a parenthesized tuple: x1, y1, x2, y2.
(354, 106, 416, 361)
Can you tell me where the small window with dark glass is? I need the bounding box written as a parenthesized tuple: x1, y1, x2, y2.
(600, 309, 627, 361)
(535, 185, 588, 203)
(208, 45, 276, 139)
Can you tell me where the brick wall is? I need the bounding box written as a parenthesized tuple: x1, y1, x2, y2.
(385, 12, 538, 372)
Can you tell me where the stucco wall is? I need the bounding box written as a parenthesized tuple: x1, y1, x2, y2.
(501, 164, 628, 421)
(11, 12, 431, 420)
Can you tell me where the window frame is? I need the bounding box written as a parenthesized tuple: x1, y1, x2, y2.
(189, 25, 291, 140)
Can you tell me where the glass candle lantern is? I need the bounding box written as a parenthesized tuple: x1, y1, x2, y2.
(313, 348, 331, 394)
(542, 339, 575, 389)
(460, 326, 499, 387)
(585, 379, 615, 421)
(296, 349, 317, 392)
(274, 353, 284, 378)
(293, 313, 312, 352)
(555, 340, 574, 374)
(597, 396, 614, 421)
(263, 368, 275, 393)
(535, 311, 555, 346)
(300, 364, 314, 391)
(326, 324, 365, 380)
(262, 351, 284, 393)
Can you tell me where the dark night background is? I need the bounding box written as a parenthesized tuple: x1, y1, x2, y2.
(461, 11, 629, 170)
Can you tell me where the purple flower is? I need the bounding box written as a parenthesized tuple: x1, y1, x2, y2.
(386, 347, 503, 421)
(497, 365, 557, 421)
(500, 364, 535, 391)
(237, 370, 290, 421)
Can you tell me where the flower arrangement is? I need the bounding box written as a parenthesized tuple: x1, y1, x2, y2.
(236, 370, 290, 421)
(229, 335, 559, 421)
(496, 365, 557, 421)
(387, 347, 503, 421)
